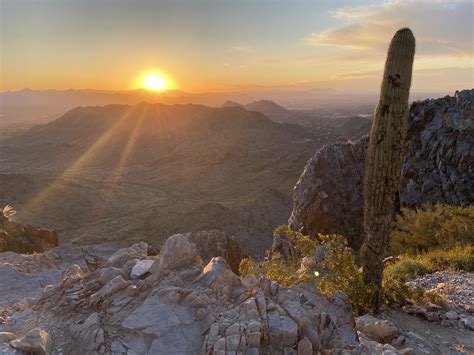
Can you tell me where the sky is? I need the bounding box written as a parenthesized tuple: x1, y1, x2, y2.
(1, 0, 473, 93)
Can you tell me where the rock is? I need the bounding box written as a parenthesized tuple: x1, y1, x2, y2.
(105, 242, 148, 268)
(267, 315, 298, 349)
(459, 316, 474, 330)
(9, 328, 51, 355)
(98, 267, 124, 285)
(130, 259, 154, 279)
(0, 233, 363, 354)
(289, 90, 473, 249)
(150, 233, 202, 275)
(61, 264, 85, 287)
(355, 314, 401, 343)
(90, 275, 128, 304)
(445, 311, 459, 320)
(297, 337, 313, 355)
(403, 331, 436, 354)
(187, 230, 243, 273)
(288, 136, 367, 249)
(0, 332, 17, 343)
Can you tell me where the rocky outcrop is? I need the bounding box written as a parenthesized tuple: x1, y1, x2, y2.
(400, 89, 473, 206)
(0, 231, 442, 354)
(0, 233, 356, 354)
(289, 90, 473, 246)
(288, 137, 368, 249)
(0, 205, 59, 253)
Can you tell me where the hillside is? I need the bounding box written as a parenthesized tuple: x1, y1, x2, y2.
(0, 102, 326, 256)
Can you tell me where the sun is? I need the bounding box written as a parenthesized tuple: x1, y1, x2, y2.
(143, 74, 166, 91)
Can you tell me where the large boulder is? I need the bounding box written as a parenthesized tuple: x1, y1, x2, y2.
(288, 137, 368, 249)
(289, 90, 473, 247)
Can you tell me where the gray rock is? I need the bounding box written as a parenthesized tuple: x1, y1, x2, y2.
(130, 259, 154, 279)
(105, 242, 148, 268)
(445, 311, 459, 320)
(0, 232, 362, 354)
(267, 315, 298, 349)
(9, 328, 51, 355)
(90, 275, 128, 304)
(150, 234, 202, 275)
(355, 314, 401, 343)
(460, 316, 474, 330)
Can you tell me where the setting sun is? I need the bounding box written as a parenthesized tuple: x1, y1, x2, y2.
(143, 74, 166, 91)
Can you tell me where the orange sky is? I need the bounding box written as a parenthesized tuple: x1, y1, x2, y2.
(1, 0, 473, 93)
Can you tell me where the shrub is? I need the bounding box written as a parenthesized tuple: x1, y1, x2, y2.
(240, 225, 472, 314)
(391, 204, 474, 255)
(384, 245, 474, 281)
(240, 226, 376, 315)
(385, 258, 431, 279)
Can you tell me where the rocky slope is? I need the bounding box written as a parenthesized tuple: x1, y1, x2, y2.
(289, 89, 473, 246)
(0, 231, 445, 354)
(0, 103, 327, 257)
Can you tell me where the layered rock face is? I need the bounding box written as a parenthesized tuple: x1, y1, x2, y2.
(0, 208, 59, 253)
(289, 90, 473, 246)
(0, 231, 363, 354)
(400, 89, 473, 206)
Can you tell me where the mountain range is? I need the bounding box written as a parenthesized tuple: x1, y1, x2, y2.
(0, 103, 331, 256)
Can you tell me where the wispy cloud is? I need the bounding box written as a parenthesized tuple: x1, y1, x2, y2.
(229, 44, 255, 54)
(306, 0, 473, 58)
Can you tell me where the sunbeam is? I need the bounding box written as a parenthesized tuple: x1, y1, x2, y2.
(23, 107, 137, 214)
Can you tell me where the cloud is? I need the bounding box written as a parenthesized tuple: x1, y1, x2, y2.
(306, 0, 473, 58)
(229, 45, 255, 53)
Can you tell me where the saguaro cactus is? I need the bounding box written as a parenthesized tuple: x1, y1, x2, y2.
(361, 28, 415, 310)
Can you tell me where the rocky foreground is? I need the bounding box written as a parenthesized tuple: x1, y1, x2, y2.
(0, 230, 455, 355)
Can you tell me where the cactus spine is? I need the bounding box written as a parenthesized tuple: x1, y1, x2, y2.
(361, 28, 415, 310)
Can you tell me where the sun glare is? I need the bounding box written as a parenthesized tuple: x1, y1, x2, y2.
(143, 74, 166, 91)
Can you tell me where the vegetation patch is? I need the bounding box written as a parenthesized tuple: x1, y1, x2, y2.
(390, 204, 473, 255)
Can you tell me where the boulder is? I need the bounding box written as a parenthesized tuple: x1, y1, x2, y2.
(149, 233, 202, 275)
(288, 136, 368, 249)
(267, 315, 298, 349)
(355, 314, 401, 343)
(9, 328, 51, 355)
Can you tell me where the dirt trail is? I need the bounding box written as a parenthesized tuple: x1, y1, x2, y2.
(384, 309, 474, 354)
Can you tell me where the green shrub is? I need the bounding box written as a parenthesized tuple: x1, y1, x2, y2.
(240, 226, 376, 315)
(391, 204, 474, 255)
(384, 245, 474, 281)
(239, 224, 473, 314)
(385, 258, 431, 279)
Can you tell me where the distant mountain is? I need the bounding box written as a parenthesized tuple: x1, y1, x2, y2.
(244, 100, 295, 124)
(219, 99, 296, 124)
(221, 100, 244, 108)
(337, 115, 372, 140)
(0, 102, 329, 256)
(0, 88, 253, 124)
